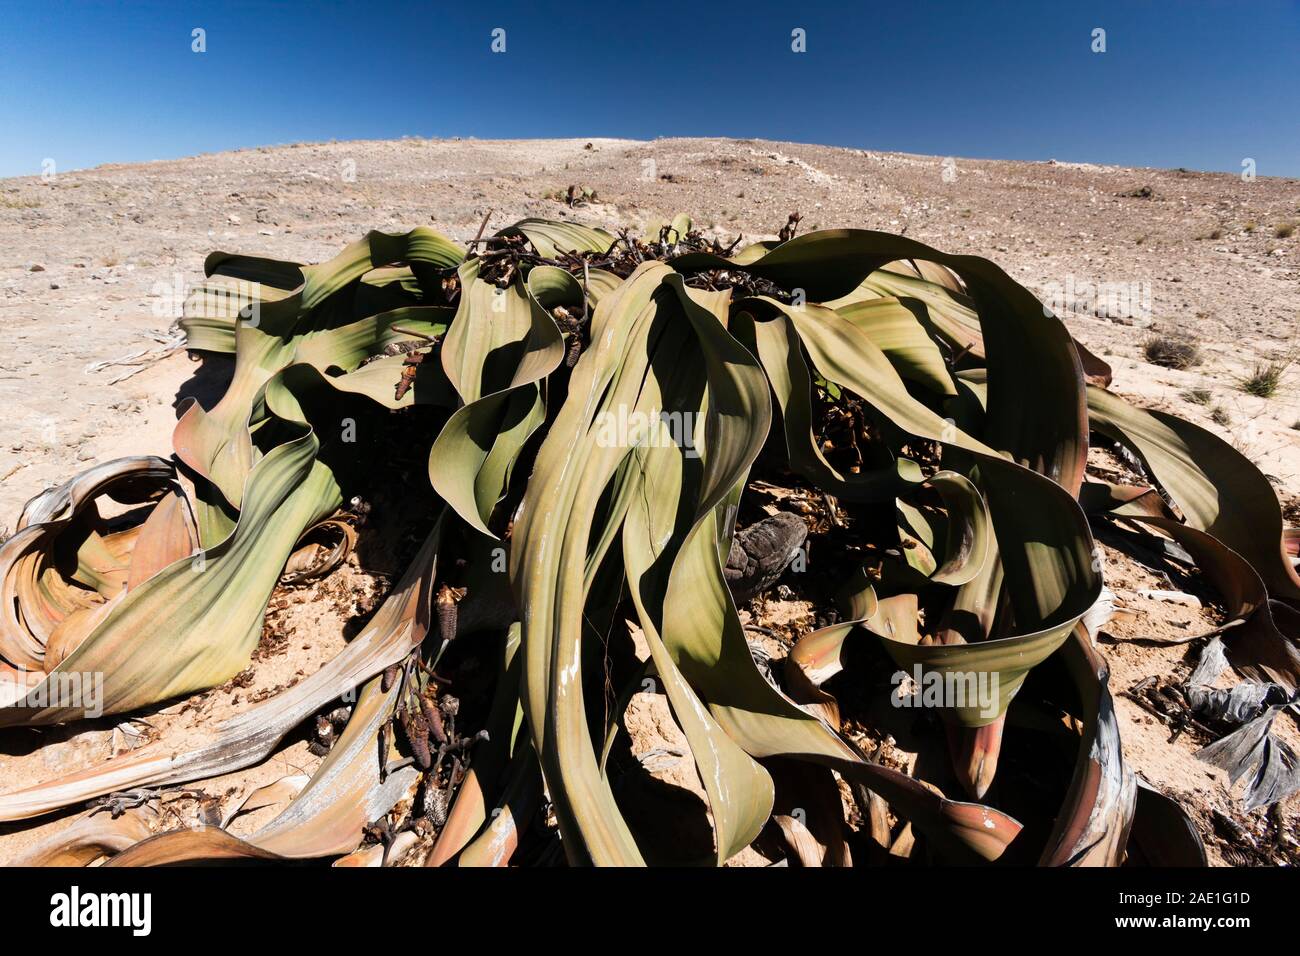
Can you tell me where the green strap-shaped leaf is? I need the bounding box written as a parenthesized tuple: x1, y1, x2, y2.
(498, 218, 615, 258)
(921, 471, 991, 586)
(1, 421, 337, 724)
(661, 499, 1023, 861)
(674, 229, 1090, 493)
(703, 235, 1098, 802)
(428, 261, 566, 534)
(619, 276, 779, 864)
(512, 262, 673, 865)
(733, 305, 924, 501)
(0, 523, 440, 820)
(176, 228, 461, 544)
(1088, 385, 1300, 603)
(836, 296, 958, 396)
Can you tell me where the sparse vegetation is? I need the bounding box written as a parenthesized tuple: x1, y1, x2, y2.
(1276, 222, 1296, 239)
(544, 184, 597, 207)
(1239, 361, 1287, 398)
(1144, 334, 1202, 370)
(1182, 387, 1213, 405)
(1211, 405, 1232, 427)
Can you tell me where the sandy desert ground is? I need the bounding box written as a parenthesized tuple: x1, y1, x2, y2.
(0, 137, 1297, 864)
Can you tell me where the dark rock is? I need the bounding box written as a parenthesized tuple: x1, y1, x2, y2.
(724, 512, 808, 602)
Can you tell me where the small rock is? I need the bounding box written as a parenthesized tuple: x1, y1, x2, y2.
(29, 264, 45, 272)
(227, 214, 241, 225)
(49, 282, 59, 290)
(725, 512, 809, 602)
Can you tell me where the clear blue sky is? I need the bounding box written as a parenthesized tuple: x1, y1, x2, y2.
(2, 0, 1297, 179)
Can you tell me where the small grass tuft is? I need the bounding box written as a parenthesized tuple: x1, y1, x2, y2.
(1210, 405, 1232, 427)
(1276, 222, 1296, 239)
(1143, 335, 1202, 370)
(1239, 362, 1286, 398)
(1181, 387, 1213, 405)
